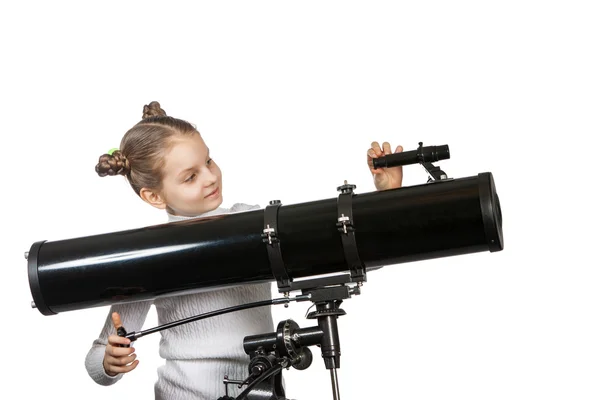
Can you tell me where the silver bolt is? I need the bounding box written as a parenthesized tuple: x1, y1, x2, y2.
(31, 301, 36, 309)
(24, 251, 29, 260)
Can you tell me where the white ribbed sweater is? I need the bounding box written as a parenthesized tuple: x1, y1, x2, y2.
(84, 203, 275, 400)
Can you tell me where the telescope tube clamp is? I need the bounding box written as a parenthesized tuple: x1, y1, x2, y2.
(262, 200, 292, 292)
(336, 181, 366, 283)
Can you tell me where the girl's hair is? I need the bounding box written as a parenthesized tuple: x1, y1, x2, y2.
(95, 101, 198, 195)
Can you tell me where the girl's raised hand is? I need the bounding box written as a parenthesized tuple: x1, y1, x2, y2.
(367, 141, 403, 190)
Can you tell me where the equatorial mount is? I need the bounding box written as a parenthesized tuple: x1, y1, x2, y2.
(219, 283, 358, 400)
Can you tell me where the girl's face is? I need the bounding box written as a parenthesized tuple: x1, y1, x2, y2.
(159, 133, 223, 216)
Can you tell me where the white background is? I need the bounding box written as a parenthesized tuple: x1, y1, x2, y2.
(2, 1, 599, 399)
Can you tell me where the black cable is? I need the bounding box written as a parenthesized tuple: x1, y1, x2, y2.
(126, 294, 311, 341)
(128, 299, 276, 340)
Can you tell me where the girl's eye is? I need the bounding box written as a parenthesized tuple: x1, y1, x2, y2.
(207, 158, 213, 166)
(185, 173, 196, 182)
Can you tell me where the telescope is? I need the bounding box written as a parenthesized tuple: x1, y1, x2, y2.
(26, 142, 503, 400)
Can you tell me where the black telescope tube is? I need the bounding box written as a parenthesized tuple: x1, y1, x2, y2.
(27, 172, 503, 316)
(372, 144, 450, 169)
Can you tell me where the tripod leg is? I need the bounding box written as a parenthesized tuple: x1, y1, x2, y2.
(330, 368, 341, 400)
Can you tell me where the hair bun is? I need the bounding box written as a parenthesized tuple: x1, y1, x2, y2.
(142, 101, 167, 119)
(95, 151, 131, 177)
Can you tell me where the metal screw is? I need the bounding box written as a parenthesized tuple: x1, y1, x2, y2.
(263, 224, 274, 244)
(31, 301, 36, 309)
(24, 251, 29, 260)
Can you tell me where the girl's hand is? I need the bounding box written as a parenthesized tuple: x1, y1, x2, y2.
(102, 312, 139, 376)
(367, 141, 403, 190)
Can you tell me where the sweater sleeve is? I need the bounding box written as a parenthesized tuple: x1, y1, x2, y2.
(84, 300, 153, 386)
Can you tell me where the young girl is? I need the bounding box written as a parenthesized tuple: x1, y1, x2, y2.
(87, 101, 404, 400)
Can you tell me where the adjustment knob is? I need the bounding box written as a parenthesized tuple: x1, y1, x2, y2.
(293, 347, 313, 371)
(336, 180, 356, 194)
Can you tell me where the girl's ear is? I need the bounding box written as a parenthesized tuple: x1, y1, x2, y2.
(140, 188, 167, 209)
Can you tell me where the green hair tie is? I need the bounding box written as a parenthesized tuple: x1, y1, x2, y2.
(108, 148, 120, 156)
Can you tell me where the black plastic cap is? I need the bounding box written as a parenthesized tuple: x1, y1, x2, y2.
(478, 172, 504, 252)
(28, 240, 55, 316)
